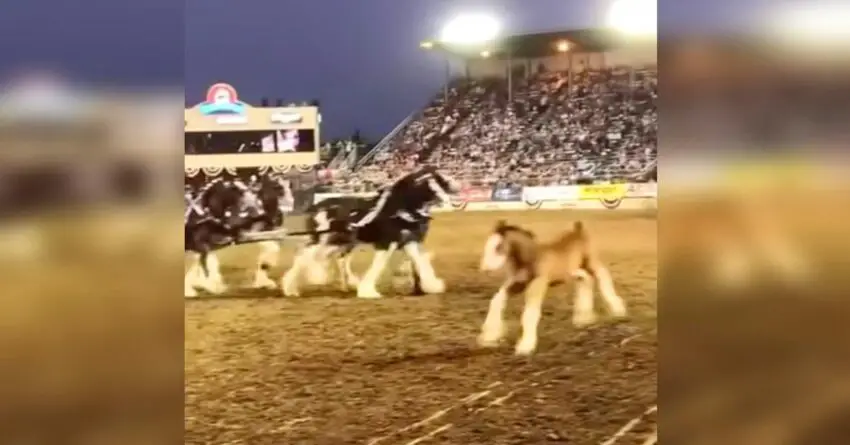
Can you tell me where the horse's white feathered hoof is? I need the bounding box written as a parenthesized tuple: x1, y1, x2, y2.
(572, 311, 598, 327)
(207, 281, 227, 295)
(347, 274, 361, 287)
(421, 277, 445, 294)
(305, 264, 330, 286)
(339, 278, 358, 292)
(357, 284, 383, 299)
(608, 300, 628, 318)
(281, 274, 300, 297)
(514, 337, 537, 355)
(252, 273, 278, 289)
(477, 328, 504, 348)
(196, 277, 226, 295)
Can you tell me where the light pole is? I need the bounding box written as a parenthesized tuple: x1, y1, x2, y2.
(607, 0, 657, 100)
(422, 14, 502, 103)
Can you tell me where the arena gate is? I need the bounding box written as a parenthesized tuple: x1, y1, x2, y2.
(184, 82, 321, 214)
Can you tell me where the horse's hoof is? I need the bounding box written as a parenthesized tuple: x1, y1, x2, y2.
(357, 286, 382, 299)
(572, 312, 598, 327)
(477, 334, 502, 348)
(420, 278, 445, 294)
(252, 278, 278, 290)
(514, 338, 537, 356)
(281, 283, 300, 297)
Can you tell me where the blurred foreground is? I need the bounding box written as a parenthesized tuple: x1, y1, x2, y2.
(0, 80, 184, 443)
(661, 33, 850, 442)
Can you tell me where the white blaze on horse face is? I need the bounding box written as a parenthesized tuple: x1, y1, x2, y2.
(480, 233, 507, 271)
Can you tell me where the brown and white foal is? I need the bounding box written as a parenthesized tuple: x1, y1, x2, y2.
(478, 220, 627, 355)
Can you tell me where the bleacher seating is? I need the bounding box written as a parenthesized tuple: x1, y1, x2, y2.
(330, 65, 657, 192)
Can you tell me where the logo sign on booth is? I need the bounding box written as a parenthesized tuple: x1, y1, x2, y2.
(198, 83, 248, 124)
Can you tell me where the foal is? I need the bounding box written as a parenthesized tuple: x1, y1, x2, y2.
(478, 220, 627, 355)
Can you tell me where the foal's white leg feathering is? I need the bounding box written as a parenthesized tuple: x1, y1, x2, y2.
(478, 282, 510, 347)
(571, 271, 598, 327)
(594, 266, 627, 318)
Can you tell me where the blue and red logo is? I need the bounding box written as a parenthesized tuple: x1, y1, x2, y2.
(198, 83, 246, 115)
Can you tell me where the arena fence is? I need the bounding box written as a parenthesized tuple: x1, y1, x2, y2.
(316, 182, 658, 212)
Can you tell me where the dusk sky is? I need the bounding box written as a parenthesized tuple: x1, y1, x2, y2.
(0, 0, 776, 139)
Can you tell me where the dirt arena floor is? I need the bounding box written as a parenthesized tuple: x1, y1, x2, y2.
(185, 210, 658, 445)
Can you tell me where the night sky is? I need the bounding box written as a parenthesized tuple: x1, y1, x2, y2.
(0, 0, 776, 139)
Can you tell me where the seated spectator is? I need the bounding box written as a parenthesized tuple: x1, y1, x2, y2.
(333, 65, 657, 191)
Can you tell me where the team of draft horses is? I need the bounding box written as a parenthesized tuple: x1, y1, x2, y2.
(184, 166, 628, 355)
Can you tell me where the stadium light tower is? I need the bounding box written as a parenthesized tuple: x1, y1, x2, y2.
(768, 2, 850, 49)
(607, 0, 656, 37)
(422, 13, 502, 103)
(438, 13, 501, 45)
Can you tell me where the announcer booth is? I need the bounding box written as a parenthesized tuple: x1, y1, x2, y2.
(184, 82, 321, 212)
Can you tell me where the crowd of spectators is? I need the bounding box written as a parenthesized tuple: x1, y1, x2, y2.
(320, 138, 368, 163)
(329, 65, 657, 192)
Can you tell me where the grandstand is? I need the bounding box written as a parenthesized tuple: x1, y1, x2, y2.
(327, 28, 657, 192)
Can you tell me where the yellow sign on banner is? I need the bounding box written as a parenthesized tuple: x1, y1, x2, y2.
(577, 184, 629, 200)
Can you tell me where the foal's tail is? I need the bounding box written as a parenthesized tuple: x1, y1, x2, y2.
(572, 221, 585, 235)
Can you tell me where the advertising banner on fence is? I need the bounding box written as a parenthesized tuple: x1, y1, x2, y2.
(458, 186, 492, 202)
(577, 184, 629, 200)
(522, 185, 579, 204)
(626, 182, 657, 198)
(491, 184, 523, 201)
(577, 184, 630, 209)
(451, 186, 493, 210)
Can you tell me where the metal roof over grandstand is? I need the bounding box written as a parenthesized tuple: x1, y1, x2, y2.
(421, 28, 627, 60)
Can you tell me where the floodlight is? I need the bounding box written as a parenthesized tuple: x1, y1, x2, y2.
(480, 50, 491, 58)
(420, 41, 434, 49)
(556, 40, 570, 52)
(770, 3, 850, 40)
(438, 14, 501, 44)
(607, 0, 656, 36)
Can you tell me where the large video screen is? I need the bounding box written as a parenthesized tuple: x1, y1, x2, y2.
(185, 129, 316, 155)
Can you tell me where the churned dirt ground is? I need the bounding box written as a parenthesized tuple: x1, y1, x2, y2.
(184, 210, 658, 445)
